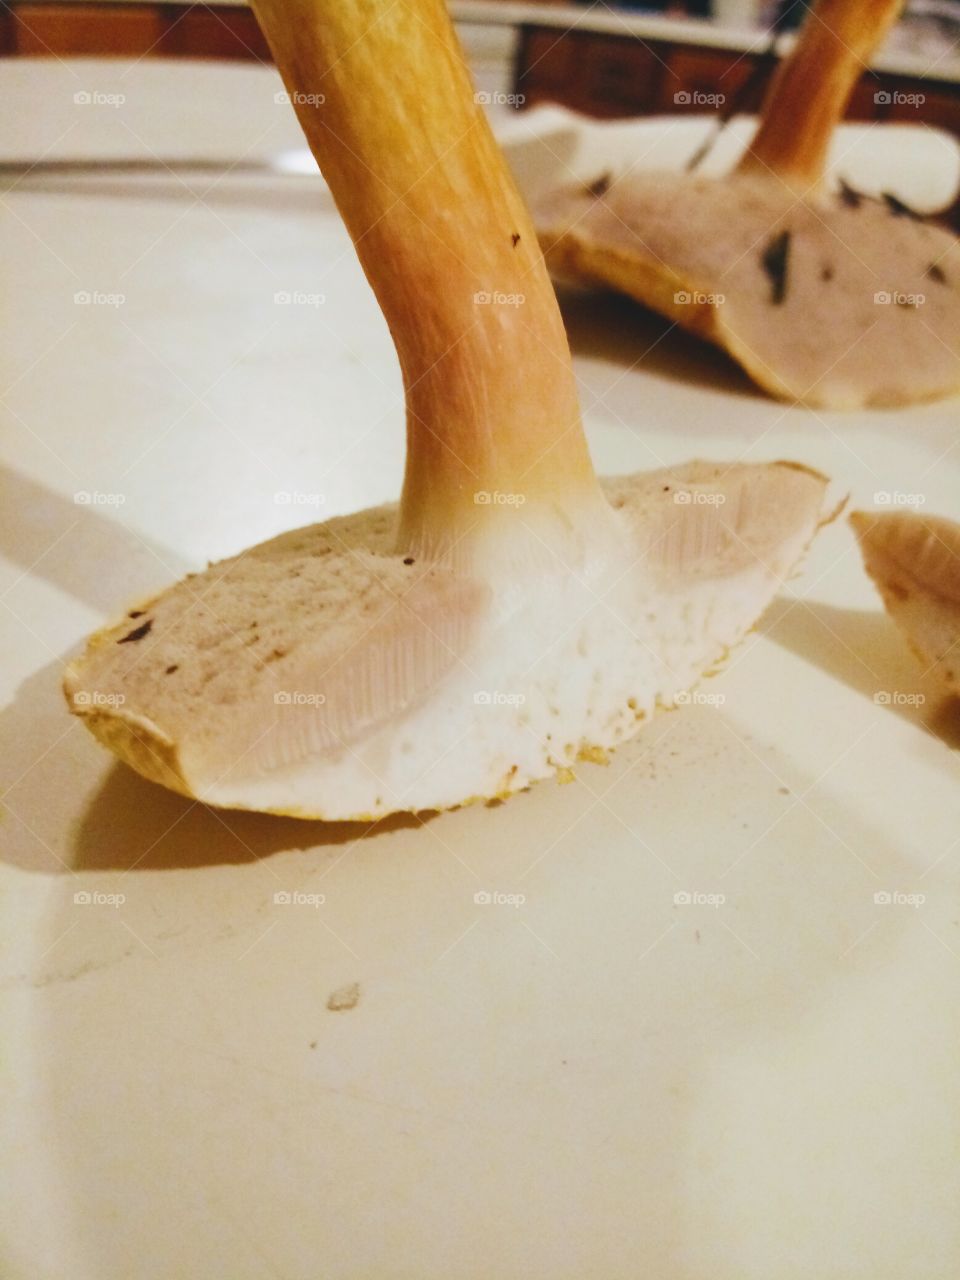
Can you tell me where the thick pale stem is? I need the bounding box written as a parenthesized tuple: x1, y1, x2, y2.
(739, 0, 904, 188)
(250, 0, 608, 558)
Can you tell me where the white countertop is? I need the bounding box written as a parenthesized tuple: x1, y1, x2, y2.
(1, 56, 959, 1280)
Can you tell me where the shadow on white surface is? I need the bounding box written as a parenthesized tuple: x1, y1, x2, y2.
(763, 596, 960, 750)
(17, 702, 956, 1280)
(0, 465, 188, 615)
(556, 282, 756, 400)
(0, 656, 430, 876)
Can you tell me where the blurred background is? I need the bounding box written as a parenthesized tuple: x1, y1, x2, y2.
(2, 0, 959, 135)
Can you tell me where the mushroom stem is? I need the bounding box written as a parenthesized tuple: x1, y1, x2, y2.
(739, 0, 904, 188)
(250, 0, 609, 559)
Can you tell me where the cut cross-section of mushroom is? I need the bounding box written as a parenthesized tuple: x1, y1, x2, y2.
(536, 0, 960, 409)
(851, 509, 960, 693)
(64, 0, 835, 819)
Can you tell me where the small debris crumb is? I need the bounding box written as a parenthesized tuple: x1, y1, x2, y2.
(327, 982, 361, 1012)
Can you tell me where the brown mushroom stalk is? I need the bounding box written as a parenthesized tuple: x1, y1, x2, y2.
(64, 0, 834, 819)
(739, 0, 904, 190)
(536, 0, 960, 409)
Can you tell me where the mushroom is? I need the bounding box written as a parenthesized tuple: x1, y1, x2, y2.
(64, 0, 834, 819)
(851, 509, 960, 692)
(536, 0, 960, 409)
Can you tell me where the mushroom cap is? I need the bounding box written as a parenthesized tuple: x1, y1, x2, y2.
(65, 461, 831, 819)
(851, 509, 960, 690)
(537, 171, 960, 409)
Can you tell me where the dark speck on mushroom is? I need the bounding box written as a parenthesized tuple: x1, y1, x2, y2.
(838, 179, 863, 209)
(585, 171, 612, 198)
(165, 664, 179, 675)
(403, 556, 415, 565)
(117, 618, 152, 644)
(882, 191, 924, 221)
(926, 262, 947, 284)
(511, 233, 520, 247)
(761, 230, 791, 305)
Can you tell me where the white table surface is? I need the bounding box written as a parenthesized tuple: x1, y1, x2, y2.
(1, 58, 959, 1280)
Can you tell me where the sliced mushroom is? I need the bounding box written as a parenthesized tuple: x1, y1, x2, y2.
(64, 0, 835, 819)
(851, 509, 960, 691)
(536, 0, 960, 409)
